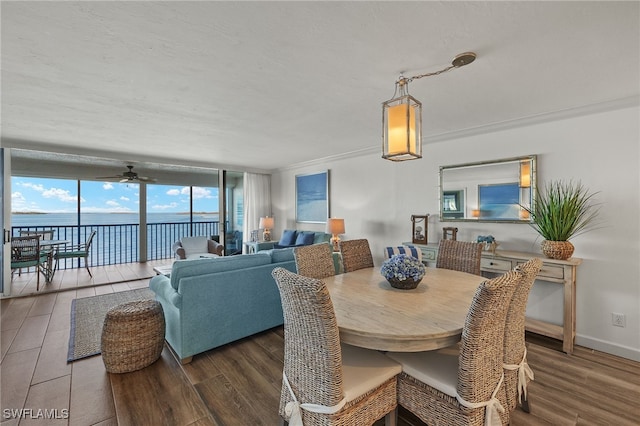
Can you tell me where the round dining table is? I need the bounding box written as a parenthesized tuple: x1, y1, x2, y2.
(323, 267, 484, 352)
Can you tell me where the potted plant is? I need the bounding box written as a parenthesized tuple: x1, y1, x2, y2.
(523, 180, 601, 260)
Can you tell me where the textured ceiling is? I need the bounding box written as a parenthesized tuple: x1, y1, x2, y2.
(2, 1, 639, 174)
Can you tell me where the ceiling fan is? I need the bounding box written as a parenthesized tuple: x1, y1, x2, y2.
(97, 165, 157, 183)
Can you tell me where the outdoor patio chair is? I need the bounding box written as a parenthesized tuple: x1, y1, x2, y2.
(11, 235, 49, 291)
(54, 230, 96, 277)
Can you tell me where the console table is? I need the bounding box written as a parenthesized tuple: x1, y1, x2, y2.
(404, 242, 582, 354)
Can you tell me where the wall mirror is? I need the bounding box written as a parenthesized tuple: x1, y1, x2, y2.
(439, 155, 536, 223)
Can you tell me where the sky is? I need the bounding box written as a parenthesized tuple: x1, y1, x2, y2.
(11, 177, 219, 214)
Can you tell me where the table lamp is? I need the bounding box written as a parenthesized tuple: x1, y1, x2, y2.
(259, 216, 275, 241)
(327, 218, 345, 252)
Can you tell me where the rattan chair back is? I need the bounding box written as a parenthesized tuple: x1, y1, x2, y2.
(294, 243, 336, 279)
(272, 267, 401, 425)
(271, 268, 344, 419)
(340, 239, 374, 272)
(436, 239, 484, 275)
(394, 268, 522, 426)
(502, 257, 542, 417)
(457, 269, 521, 410)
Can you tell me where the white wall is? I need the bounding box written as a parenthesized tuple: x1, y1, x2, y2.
(271, 105, 640, 361)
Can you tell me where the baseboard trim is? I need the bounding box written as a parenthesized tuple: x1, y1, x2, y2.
(575, 334, 640, 362)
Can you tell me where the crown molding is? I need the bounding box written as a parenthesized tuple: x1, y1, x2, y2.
(273, 95, 640, 173)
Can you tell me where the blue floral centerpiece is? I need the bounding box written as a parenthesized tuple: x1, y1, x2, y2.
(380, 254, 426, 290)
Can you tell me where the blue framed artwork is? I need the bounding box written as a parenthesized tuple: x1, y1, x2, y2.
(478, 183, 520, 220)
(296, 170, 329, 223)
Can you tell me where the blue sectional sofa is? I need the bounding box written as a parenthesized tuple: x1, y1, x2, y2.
(149, 248, 297, 363)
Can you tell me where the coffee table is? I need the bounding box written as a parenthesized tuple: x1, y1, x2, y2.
(153, 264, 173, 276)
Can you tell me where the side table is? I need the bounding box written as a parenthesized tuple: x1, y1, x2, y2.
(243, 240, 276, 253)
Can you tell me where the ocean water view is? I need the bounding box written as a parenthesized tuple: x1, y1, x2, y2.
(11, 212, 222, 266)
(11, 212, 219, 227)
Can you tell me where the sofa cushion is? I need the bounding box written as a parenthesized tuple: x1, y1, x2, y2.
(295, 231, 316, 246)
(170, 253, 271, 290)
(266, 248, 295, 263)
(314, 232, 332, 244)
(279, 229, 297, 246)
(181, 236, 209, 257)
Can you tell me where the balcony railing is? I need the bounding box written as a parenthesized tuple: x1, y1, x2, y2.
(11, 221, 221, 270)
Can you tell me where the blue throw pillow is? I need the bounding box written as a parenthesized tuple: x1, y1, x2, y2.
(295, 231, 316, 246)
(279, 229, 297, 246)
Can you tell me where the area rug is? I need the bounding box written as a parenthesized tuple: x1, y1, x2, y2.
(67, 287, 155, 362)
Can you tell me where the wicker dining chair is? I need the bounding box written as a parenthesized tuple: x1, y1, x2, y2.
(271, 267, 401, 426)
(293, 243, 336, 279)
(501, 257, 543, 421)
(340, 239, 374, 272)
(386, 268, 523, 426)
(436, 239, 484, 275)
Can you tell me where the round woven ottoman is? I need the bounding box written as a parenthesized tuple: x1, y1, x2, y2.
(101, 299, 165, 373)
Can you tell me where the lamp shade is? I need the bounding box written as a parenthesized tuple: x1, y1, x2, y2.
(259, 216, 274, 230)
(382, 94, 422, 161)
(327, 218, 345, 235)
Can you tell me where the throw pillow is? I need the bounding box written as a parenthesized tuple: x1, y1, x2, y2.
(279, 229, 297, 246)
(295, 231, 316, 246)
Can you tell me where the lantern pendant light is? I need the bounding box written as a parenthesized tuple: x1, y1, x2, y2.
(382, 52, 477, 161)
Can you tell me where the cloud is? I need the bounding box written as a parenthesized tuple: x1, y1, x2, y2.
(42, 187, 81, 203)
(165, 187, 213, 199)
(192, 187, 213, 199)
(151, 202, 179, 210)
(103, 182, 114, 190)
(120, 196, 130, 201)
(18, 182, 45, 192)
(106, 200, 120, 207)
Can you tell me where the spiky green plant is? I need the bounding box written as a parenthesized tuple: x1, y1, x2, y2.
(523, 180, 601, 241)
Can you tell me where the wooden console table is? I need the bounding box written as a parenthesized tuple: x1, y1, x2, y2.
(404, 243, 582, 354)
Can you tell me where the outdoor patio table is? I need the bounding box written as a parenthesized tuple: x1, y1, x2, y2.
(40, 239, 70, 282)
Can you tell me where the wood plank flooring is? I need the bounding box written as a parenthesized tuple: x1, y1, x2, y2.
(2, 266, 639, 425)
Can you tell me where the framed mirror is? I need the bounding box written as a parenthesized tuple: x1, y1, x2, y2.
(439, 155, 536, 223)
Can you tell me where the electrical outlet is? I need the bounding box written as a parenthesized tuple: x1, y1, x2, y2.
(612, 313, 626, 327)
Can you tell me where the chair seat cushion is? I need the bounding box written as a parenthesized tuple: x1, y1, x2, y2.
(341, 343, 402, 402)
(56, 250, 87, 259)
(386, 345, 459, 397)
(180, 236, 209, 257)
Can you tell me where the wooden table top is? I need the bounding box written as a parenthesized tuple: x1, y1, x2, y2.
(323, 267, 484, 352)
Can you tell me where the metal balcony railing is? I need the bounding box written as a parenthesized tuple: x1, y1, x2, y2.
(11, 221, 221, 270)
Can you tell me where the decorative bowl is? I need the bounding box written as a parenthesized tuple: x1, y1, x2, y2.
(387, 277, 422, 290)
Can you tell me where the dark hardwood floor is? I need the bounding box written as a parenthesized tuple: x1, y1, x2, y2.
(2, 266, 639, 425)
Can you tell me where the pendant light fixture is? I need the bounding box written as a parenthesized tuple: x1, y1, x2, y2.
(382, 52, 477, 161)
